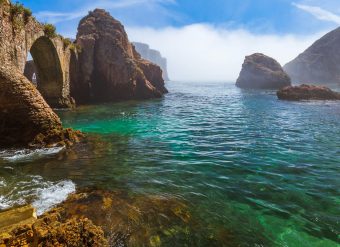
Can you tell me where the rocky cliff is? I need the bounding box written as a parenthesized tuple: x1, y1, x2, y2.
(133, 42, 170, 81)
(236, 53, 291, 89)
(284, 27, 340, 85)
(72, 9, 168, 104)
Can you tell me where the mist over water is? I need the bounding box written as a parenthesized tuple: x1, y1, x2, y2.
(1, 81, 339, 246)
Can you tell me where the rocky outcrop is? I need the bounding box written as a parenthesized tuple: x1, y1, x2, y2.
(0, 206, 108, 246)
(0, 65, 83, 148)
(236, 53, 291, 89)
(277, 84, 340, 101)
(73, 9, 167, 104)
(133, 42, 170, 81)
(0, 0, 76, 108)
(284, 27, 340, 85)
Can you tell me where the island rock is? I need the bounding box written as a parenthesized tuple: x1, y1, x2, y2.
(236, 53, 291, 89)
(277, 84, 340, 101)
(73, 9, 167, 104)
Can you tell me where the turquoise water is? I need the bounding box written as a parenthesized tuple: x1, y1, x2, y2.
(1, 82, 340, 246)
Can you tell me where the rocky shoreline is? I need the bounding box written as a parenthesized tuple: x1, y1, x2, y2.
(0, 188, 234, 246)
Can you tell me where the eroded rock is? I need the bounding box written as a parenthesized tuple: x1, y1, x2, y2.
(277, 84, 340, 101)
(0, 207, 108, 247)
(0, 65, 83, 148)
(236, 53, 291, 89)
(73, 9, 167, 104)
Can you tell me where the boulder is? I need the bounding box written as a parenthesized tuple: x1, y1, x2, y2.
(284, 27, 340, 85)
(73, 9, 167, 104)
(0, 65, 83, 148)
(236, 53, 291, 89)
(277, 84, 340, 101)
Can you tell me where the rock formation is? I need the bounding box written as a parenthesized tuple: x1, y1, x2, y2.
(277, 84, 340, 101)
(0, 65, 83, 148)
(73, 9, 168, 104)
(0, 206, 108, 246)
(133, 42, 170, 81)
(236, 53, 291, 89)
(0, 0, 75, 108)
(284, 27, 340, 85)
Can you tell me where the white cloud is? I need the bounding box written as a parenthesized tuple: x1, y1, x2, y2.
(293, 2, 340, 25)
(127, 24, 325, 82)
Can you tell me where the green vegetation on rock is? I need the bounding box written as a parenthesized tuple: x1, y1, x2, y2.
(44, 23, 57, 38)
(10, 2, 32, 23)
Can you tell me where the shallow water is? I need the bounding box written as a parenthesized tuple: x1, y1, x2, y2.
(1, 82, 340, 246)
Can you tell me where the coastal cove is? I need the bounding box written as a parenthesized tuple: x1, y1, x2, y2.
(1, 81, 340, 246)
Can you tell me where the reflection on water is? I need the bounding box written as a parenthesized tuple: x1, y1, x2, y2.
(1, 82, 340, 246)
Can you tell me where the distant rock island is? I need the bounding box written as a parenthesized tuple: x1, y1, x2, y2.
(133, 42, 170, 81)
(236, 53, 291, 89)
(277, 84, 340, 101)
(284, 27, 340, 85)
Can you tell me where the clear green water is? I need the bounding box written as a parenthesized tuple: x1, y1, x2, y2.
(1, 82, 340, 246)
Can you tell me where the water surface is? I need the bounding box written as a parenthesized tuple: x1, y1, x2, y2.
(1, 82, 339, 246)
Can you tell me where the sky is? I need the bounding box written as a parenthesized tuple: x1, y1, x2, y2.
(20, 0, 340, 82)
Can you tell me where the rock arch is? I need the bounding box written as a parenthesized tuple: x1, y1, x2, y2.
(29, 37, 64, 107)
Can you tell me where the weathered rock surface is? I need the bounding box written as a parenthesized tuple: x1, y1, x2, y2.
(0, 65, 83, 148)
(236, 53, 291, 89)
(73, 9, 167, 104)
(284, 27, 340, 85)
(277, 84, 340, 101)
(0, 206, 108, 247)
(0, 0, 75, 108)
(133, 42, 170, 81)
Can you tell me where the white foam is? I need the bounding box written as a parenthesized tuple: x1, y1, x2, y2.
(32, 180, 76, 216)
(0, 147, 65, 162)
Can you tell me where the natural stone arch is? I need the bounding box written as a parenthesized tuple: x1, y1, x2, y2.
(29, 36, 64, 108)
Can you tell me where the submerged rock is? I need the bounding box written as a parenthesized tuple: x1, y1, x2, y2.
(277, 84, 340, 101)
(73, 9, 167, 104)
(236, 53, 291, 89)
(284, 27, 340, 85)
(0, 65, 83, 148)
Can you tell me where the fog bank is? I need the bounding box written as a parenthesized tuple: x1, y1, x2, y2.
(127, 24, 326, 82)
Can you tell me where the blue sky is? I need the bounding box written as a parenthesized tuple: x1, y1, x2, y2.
(19, 0, 340, 81)
(19, 0, 340, 35)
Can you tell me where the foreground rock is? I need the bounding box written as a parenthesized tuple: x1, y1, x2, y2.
(236, 53, 291, 89)
(0, 65, 83, 148)
(73, 9, 168, 104)
(133, 42, 170, 81)
(284, 27, 340, 85)
(277, 84, 340, 101)
(0, 206, 108, 246)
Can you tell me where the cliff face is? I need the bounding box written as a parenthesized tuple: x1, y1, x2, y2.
(284, 27, 340, 85)
(236, 53, 291, 89)
(133, 42, 170, 81)
(73, 9, 167, 104)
